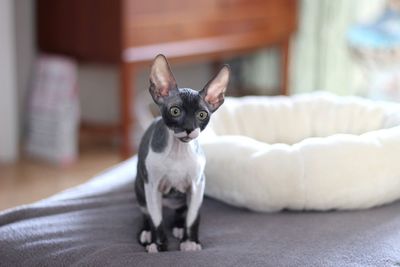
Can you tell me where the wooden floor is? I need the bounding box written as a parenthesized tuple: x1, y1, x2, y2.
(0, 144, 120, 211)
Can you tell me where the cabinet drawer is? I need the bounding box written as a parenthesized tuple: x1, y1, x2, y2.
(122, 0, 297, 47)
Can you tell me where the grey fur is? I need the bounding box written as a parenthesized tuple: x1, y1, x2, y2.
(151, 119, 168, 153)
(136, 120, 155, 184)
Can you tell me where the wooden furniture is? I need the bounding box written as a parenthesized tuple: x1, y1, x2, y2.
(36, 0, 298, 158)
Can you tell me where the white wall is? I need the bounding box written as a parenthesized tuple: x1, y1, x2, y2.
(0, 0, 18, 162)
(15, 0, 36, 134)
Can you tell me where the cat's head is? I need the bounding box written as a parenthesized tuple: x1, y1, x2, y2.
(149, 54, 230, 143)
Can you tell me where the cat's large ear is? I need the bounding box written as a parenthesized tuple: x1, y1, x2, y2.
(149, 54, 178, 104)
(200, 65, 230, 112)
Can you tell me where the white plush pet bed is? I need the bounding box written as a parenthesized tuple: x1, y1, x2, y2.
(199, 93, 400, 212)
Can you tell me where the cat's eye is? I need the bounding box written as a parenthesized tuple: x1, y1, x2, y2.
(169, 106, 181, 117)
(196, 110, 208, 120)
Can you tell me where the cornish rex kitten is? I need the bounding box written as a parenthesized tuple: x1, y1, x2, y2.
(135, 54, 230, 253)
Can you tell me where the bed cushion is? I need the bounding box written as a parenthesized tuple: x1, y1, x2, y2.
(199, 93, 400, 212)
(1, 157, 400, 266)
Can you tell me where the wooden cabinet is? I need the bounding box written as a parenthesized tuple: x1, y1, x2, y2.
(37, 0, 297, 158)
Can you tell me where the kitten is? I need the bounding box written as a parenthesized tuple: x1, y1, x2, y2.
(134, 54, 230, 253)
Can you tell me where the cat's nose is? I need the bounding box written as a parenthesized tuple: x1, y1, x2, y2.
(185, 129, 193, 135)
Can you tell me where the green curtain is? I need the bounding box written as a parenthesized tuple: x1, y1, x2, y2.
(242, 0, 385, 95)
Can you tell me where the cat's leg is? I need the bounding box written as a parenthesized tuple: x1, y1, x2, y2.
(135, 175, 153, 247)
(180, 175, 205, 251)
(137, 212, 152, 246)
(172, 204, 187, 240)
(144, 182, 167, 253)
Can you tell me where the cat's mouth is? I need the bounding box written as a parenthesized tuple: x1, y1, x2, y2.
(179, 137, 192, 143)
(173, 128, 200, 142)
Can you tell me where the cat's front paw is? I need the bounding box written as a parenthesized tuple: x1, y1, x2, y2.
(180, 240, 202, 251)
(146, 243, 159, 253)
(145, 242, 168, 253)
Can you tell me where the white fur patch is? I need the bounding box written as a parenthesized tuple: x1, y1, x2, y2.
(172, 227, 184, 239)
(146, 243, 159, 253)
(139, 230, 151, 244)
(144, 184, 162, 227)
(174, 131, 187, 138)
(189, 128, 200, 139)
(174, 128, 201, 141)
(180, 240, 202, 251)
(146, 130, 206, 195)
(186, 178, 205, 227)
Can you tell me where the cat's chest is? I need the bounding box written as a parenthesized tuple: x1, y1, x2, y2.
(145, 140, 205, 188)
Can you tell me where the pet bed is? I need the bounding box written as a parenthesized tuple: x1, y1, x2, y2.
(200, 93, 400, 212)
(1, 157, 400, 266)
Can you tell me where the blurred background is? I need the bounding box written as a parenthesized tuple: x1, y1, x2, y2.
(1, 0, 399, 210)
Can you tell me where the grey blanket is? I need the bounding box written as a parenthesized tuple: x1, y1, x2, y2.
(1, 157, 400, 266)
